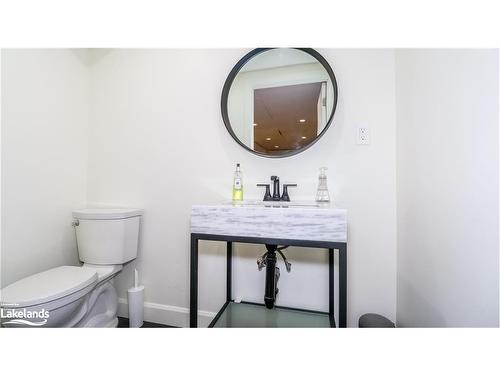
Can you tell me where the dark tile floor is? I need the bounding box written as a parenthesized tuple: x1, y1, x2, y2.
(117, 316, 175, 328)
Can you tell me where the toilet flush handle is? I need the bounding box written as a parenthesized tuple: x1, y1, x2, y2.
(72, 219, 79, 227)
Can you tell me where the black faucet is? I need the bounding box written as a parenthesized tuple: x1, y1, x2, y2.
(257, 177, 297, 201)
(271, 176, 280, 201)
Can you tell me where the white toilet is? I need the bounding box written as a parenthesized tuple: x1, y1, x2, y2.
(0, 208, 142, 328)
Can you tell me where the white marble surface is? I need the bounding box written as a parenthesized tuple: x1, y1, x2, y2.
(191, 203, 347, 243)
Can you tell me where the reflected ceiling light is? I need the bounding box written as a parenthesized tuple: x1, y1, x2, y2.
(265, 137, 271, 141)
(299, 119, 306, 123)
(253, 123, 258, 126)
(301, 136, 307, 139)
(274, 145, 279, 148)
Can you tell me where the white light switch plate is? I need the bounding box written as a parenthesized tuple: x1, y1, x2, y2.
(357, 127, 370, 145)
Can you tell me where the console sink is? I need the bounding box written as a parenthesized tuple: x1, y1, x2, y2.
(191, 202, 347, 243)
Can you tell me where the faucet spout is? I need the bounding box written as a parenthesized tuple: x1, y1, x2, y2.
(271, 176, 281, 201)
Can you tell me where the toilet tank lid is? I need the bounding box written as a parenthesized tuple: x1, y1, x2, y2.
(72, 208, 143, 220)
(0, 266, 98, 308)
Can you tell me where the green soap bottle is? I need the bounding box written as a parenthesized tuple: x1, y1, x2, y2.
(232, 163, 244, 201)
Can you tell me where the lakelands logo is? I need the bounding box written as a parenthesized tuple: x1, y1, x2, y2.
(1, 305, 50, 326)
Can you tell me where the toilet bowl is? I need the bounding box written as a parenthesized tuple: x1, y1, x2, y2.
(0, 208, 142, 328)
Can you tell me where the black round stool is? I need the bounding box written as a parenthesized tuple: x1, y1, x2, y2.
(358, 313, 395, 328)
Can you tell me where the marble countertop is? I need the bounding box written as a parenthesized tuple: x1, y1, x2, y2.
(190, 202, 347, 243)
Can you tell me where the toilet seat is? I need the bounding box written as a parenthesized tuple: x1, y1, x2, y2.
(1, 266, 98, 308)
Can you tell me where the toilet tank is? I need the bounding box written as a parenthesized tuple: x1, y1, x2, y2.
(72, 208, 143, 265)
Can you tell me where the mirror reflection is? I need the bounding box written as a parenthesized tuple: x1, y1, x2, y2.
(224, 48, 337, 157)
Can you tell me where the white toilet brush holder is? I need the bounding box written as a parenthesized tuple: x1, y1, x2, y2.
(127, 269, 144, 328)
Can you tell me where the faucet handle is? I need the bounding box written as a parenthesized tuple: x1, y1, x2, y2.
(257, 184, 272, 201)
(281, 184, 297, 202)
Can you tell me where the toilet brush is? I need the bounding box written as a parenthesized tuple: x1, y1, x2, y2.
(127, 269, 144, 328)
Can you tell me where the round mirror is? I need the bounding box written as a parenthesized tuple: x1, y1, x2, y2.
(222, 48, 338, 158)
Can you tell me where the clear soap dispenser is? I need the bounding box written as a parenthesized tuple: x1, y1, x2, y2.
(315, 167, 331, 204)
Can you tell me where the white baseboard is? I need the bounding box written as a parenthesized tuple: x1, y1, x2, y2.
(117, 298, 216, 328)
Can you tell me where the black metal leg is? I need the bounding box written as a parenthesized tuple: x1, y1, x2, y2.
(190, 234, 198, 327)
(191, 233, 346, 329)
(339, 243, 347, 328)
(226, 242, 232, 302)
(328, 248, 335, 327)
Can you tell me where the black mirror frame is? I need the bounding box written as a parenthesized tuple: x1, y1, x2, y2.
(221, 48, 338, 158)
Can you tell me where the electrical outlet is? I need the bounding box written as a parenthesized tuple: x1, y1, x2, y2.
(357, 127, 370, 145)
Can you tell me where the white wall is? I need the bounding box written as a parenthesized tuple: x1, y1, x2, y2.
(88, 49, 398, 327)
(1, 49, 89, 287)
(395, 49, 499, 327)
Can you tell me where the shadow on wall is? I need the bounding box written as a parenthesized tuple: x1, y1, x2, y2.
(71, 49, 112, 66)
(397, 278, 446, 327)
